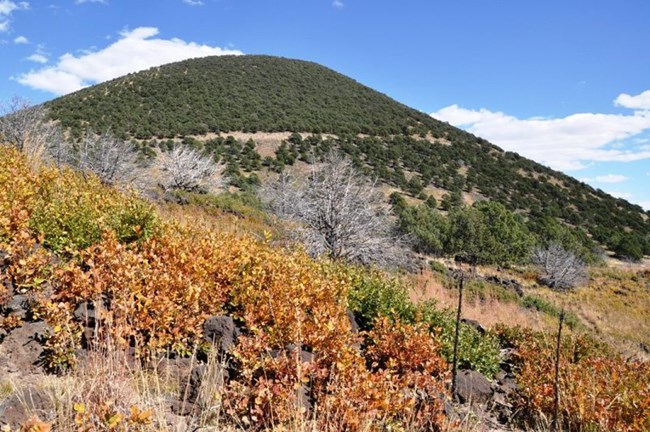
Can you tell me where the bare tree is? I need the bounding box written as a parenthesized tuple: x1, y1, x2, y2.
(531, 243, 587, 290)
(261, 152, 408, 268)
(0, 96, 64, 167)
(73, 130, 140, 186)
(156, 145, 220, 192)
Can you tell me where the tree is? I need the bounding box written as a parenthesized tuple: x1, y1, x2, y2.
(396, 204, 448, 255)
(73, 130, 140, 186)
(531, 243, 587, 290)
(614, 233, 644, 262)
(261, 152, 407, 267)
(156, 145, 220, 192)
(0, 96, 64, 167)
(446, 202, 534, 266)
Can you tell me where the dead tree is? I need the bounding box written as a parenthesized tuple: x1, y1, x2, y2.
(156, 145, 220, 192)
(74, 130, 140, 186)
(531, 243, 587, 290)
(0, 96, 64, 167)
(261, 152, 407, 268)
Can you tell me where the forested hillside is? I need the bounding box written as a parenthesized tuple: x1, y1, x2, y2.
(45, 55, 650, 259)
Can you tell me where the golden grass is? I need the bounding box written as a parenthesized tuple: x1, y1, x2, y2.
(532, 267, 650, 359)
(409, 269, 553, 332)
(409, 262, 650, 360)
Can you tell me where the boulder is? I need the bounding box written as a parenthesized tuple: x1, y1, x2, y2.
(185, 363, 228, 404)
(73, 300, 105, 327)
(202, 316, 239, 353)
(454, 369, 493, 404)
(0, 386, 53, 429)
(0, 321, 50, 373)
(346, 309, 360, 333)
(4, 294, 28, 320)
(286, 344, 315, 363)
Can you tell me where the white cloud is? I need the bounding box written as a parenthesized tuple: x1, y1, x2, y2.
(16, 26, 242, 95)
(432, 90, 650, 171)
(615, 90, 650, 110)
(594, 174, 629, 184)
(27, 53, 47, 63)
(182, 0, 203, 5)
(13, 34, 26, 43)
(638, 201, 650, 211)
(0, 0, 19, 14)
(332, 0, 344, 8)
(0, 0, 29, 32)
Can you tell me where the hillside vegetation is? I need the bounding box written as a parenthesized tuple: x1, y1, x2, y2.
(0, 145, 648, 431)
(45, 55, 650, 260)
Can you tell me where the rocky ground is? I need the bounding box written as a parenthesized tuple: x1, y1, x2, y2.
(0, 290, 523, 431)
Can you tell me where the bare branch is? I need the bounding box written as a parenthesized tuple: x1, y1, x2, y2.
(531, 243, 587, 290)
(156, 145, 221, 192)
(0, 96, 64, 168)
(261, 152, 409, 268)
(73, 130, 140, 186)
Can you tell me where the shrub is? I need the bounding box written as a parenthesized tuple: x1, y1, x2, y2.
(493, 325, 649, 431)
(346, 267, 501, 377)
(29, 167, 159, 253)
(521, 295, 582, 329)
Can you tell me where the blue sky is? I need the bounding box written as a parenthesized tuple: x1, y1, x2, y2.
(1, 0, 649, 209)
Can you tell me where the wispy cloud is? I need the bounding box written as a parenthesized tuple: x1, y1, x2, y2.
(431, 90, 650, 171)
(27, 53, 47, 63)
(13, 34, 27, 43)
(182, 0, 203, 5)
(16, 27, 242, 95)
(332, 0, 344, 8)
(0, 1, 29, 33)
(580, 174, 629, 184)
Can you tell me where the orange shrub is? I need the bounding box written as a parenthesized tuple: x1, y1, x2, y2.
(55, 229, 230, 357)
(495, 325, 650, 431)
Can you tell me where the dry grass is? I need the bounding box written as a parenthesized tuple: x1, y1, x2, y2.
(409, 261, 650, 360)
(409, 269, 553, 332)
(533, 267, 650, 359)
(5, 342, 237, 431)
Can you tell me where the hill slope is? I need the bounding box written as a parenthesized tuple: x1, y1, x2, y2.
(47, 55, 443, 138)
(45, 55, 650, 258)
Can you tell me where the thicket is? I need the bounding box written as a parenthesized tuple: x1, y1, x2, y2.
(394, 198, 535, 267)
(2, 144, 648, 430)
(494, 325, 649, 431)
(0, 146, 454, 430)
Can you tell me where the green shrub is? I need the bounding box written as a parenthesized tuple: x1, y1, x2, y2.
(464, 279, 521, 304)
(522, 295, 581, 329)
(346, 266, 501, 377)
(185, 190, 265, 219)
(429, 260, 448, 275)
(417, 301, 501, 377)
(346, 267, 417, 330)
(29, 168, 158, 253)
